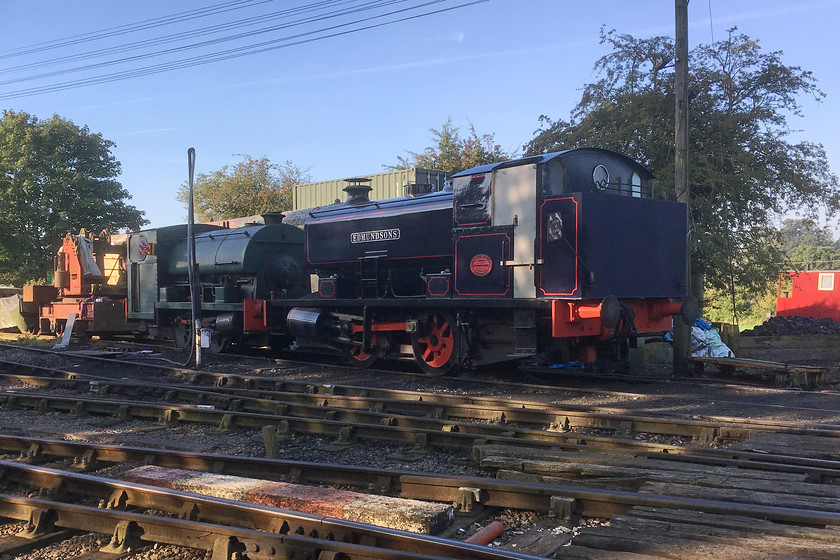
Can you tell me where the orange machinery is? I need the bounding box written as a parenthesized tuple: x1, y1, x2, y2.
(22, 230, 132, 337)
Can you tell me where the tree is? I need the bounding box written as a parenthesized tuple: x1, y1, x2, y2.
(779, 217, 836, 254)
(788, 244, 840, 270)
(177, 155, 310, 222)
(0, 110, 147, 286)
(391, 118, 513, 174)
(525, 28, 840, 302)
(704, 281, 778, 326)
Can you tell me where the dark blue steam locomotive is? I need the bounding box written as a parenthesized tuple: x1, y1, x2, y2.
(277, 148, 695, 374)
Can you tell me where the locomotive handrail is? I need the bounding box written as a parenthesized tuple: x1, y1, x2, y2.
(500, 259, 544, 267)
(307, 190, 451, 217)
(206, 230, 251, 240)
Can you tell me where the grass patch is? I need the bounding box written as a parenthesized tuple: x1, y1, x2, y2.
(10, 334, 56, 348)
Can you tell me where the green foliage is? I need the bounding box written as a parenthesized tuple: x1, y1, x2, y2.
(779, 217, 839, 262)
(779, 217, 835, 253)
(703, 219, 840, 324)
(704, 281, 778, 326)
(788, 244, 840, 270)
(177, 155, 310, 222)
(0, 110, 147, 286)
(524, 28, 840, 296)
(391, 118, 513, 174)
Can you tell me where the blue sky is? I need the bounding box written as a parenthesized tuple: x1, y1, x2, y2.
(2, 0, 839, 235)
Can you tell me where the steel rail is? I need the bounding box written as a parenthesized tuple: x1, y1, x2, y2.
(6, 342, 840, 416)
(169, 374, 840, 437)
(4, 358, 840, 442)
(2, 348, 839, 432)
(398, 474, 840, 526)
(5, 376, 840, 478)
(3, 390, 680, 452)
(0, 460, 538, 560)
(3, 433, 840, 514)
(0, 369, 755, 442)
(0, 495, 482, 560)
(4, 454, 840, 535)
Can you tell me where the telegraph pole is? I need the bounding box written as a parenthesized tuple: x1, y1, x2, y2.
(673, 0, 691, 375)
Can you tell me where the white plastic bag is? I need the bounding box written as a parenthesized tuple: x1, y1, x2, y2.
(691, 326, 734, 358)
(0, 294, 27, 333)
(77, 237, 102, 276)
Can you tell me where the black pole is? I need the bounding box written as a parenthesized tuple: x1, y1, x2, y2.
(187, 147, 202, 368)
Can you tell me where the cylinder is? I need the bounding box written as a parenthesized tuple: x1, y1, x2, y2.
(287, 308, 326, 339)
(214, 313, 241, 334)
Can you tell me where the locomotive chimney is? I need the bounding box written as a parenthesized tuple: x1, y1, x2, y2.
(261, 211, 286, 225)
(343, 177, 372, 205)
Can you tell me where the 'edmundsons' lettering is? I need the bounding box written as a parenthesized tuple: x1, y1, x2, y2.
(350, 229, 401, 243)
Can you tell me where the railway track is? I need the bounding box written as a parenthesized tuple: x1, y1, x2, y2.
(2, 356, 840, 445)
(0, 459, 539, 560)
(3, 427, 840, 557)
(3, 341, 840, 422)
(2, 339, 835, 396)
(3, 344, 840, 557)
(0, 364, 839, 475)
(2, 355, 840, 478)
(1, 432, 840, 522)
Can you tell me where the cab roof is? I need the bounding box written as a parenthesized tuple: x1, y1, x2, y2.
(451, 148, 654, 180)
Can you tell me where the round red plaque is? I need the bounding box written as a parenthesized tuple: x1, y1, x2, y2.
(469, 254, 493, 277)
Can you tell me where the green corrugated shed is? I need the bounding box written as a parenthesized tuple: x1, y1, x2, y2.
(293, 167, 447, 210)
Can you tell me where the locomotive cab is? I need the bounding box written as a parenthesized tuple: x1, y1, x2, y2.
(450, 149, 692, 363)
(449, 149, 674, 300)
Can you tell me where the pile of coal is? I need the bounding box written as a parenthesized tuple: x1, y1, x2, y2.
(742, 315, 840, 336)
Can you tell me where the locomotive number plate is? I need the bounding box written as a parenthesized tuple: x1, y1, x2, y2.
(350, 229, 401, 243)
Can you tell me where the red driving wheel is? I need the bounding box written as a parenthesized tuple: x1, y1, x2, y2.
(345, 333, 378, 369)
(411, 313, 460, 375)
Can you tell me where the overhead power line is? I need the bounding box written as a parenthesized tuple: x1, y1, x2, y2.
(0, 0, 408, 82)
(0, 0, 274, 60)
(0, 0, 365, 75)
(0, 0, 485, 101)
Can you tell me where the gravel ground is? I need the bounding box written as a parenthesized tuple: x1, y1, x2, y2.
(0, 517, 208, 560)
(0, 402, 483, 477)
(2, 339, 840, 558)
(8, 537, 209, 560)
